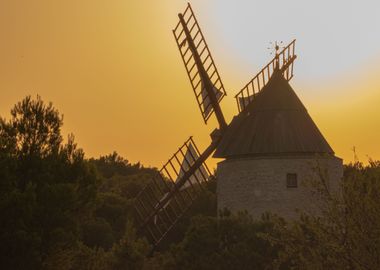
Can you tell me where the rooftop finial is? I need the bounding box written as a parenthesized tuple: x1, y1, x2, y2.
(267, 41, 283, 69)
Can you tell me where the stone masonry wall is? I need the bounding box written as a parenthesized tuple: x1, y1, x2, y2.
(216, 156, 343, 220)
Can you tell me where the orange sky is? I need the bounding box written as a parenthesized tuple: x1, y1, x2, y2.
(0, 0, 379, 169)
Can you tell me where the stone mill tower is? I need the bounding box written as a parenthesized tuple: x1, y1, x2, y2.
(214, 70, 343, 219)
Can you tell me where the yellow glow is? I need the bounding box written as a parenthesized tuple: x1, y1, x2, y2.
(0, 1, 379, 169)
(304, 64, 380, 163)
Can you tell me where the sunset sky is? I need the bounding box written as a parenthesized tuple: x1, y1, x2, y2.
(1, 0, 379, 169)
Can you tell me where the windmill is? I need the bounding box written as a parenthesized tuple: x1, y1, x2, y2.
(133, 3, 299, 249)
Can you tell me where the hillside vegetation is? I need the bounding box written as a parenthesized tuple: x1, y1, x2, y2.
(0, 96, 379, 270)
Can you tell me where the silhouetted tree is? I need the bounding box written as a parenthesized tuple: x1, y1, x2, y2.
(265, 161, 380, 269)
(145, 211, 279, 270)
(3, 95, 380, 270)
(0, 96, 97, 269)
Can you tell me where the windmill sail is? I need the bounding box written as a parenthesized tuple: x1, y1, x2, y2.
(153, 143, 209, 224)
(134, 137, 212, 249)
(201, 81, 223, 118)
(235, 39, 297, 112)
(173, 3, 226, 126)
(176, 142, 209, 188)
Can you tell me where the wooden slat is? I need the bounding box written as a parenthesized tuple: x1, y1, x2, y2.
(172, 3, 226, 124)
(134, 137, 212, 249)
(234, 39, 297, 113)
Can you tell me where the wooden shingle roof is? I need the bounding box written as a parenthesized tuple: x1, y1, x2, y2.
(213, 70, 334, 158)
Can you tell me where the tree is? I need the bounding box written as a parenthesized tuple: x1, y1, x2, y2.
(0, 96, 97, 269)
(146, 211, 279, 270)
(266, 161, 380, 269)
(9, 95, 63, 158)
(109, 222, 150, 270)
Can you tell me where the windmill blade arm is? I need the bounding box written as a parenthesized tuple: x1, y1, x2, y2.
(134, 136, 220, 248)
(173, 3, 227, 128)
(280, 55, 297, 75)
(138, 138, 219, 230)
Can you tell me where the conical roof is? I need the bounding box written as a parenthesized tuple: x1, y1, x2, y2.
(213, 70, 334, 158)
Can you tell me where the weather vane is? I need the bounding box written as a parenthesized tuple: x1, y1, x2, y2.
(267, 41, 284, 68)
(267, 41, 284, 56)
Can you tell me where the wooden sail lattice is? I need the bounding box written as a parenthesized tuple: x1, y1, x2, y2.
(134, 137, 212, 248)
(173, 3, 226, 123)
(235, 39, 297, 112)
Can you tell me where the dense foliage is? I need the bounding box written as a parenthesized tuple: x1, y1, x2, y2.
(1, 96, 379, 270)
(0, 96, 154, 269)
(265, 161, 380, 269)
